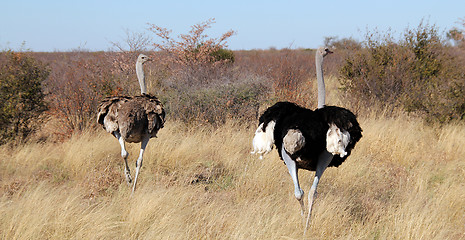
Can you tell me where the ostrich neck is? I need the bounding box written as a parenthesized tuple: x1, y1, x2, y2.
(136, 62, 147, 95)
(315, 54, 325, 109)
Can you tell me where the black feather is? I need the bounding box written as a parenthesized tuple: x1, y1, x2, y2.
(258, 102, 362, 171)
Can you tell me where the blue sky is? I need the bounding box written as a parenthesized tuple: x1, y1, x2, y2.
(1, 0, 464, 51)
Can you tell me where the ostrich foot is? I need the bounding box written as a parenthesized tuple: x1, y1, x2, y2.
(298, 197, 305, 217)
(124, 169, 132, 186)
(304, 189, 317, 233)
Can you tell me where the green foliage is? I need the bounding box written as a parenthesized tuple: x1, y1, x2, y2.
(339, 32, 409, 109)
(339, 22, 465, 123)
(210, 48, 235, 63)
(406, 27, 442, 79)
(0, 51, 49, 143)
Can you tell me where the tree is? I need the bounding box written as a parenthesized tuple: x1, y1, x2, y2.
(0, 51, 49, 143)
(148, 18, 236, 85)
(109, 28, 153, 52)
(447, 17, 465, 47)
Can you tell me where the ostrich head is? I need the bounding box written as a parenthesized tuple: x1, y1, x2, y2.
(137, 54, 151, 64)
(316, 46, 333, 58)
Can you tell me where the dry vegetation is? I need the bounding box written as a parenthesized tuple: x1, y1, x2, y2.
(1, 103, 464, 239)
(2, 19, 465, 239)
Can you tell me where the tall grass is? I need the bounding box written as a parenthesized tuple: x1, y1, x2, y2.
(1, 112, 464, 239)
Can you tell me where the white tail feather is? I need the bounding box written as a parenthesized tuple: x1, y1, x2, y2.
(326, 123, 350, 157)
(251, 121, 276, 159)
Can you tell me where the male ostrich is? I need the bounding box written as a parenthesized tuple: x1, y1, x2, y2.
(97, 54, 165, 193)
(251, 47, 362, 229)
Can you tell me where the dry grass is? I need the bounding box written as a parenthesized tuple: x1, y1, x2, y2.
(1, 111, 464, 239)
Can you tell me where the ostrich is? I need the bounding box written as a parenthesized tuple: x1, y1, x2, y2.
(97, 54, 165, 193)
(251, 47, 362, 229)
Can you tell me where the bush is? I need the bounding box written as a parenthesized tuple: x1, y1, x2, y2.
(210, 48, 235, 63)
(234, 49, 319, 107)
(267, 49, 315, 106)
(45, 52, 120, 136)
(338, 31, 411, 111)
(162, 77, 270, 126)
(0, 51, 49, 143)
(339, 21, 465, 122)
(148, 18, 236, 86)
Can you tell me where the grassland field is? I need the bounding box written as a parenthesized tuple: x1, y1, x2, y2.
(1, 76, 464, 240)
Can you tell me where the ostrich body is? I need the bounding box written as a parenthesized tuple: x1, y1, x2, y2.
(97, 54, 165, 193)
(251, 47, 362, 229)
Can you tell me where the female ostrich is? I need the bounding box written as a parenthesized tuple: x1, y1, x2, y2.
(251, 47, 362, 229)
(97, 54, 165, 193)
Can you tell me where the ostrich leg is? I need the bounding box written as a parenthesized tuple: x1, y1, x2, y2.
(281, 147, 305, 216)
(132, 135, 150, 193)
(114, 131, 132, 185)
(304, 151, 333, 232)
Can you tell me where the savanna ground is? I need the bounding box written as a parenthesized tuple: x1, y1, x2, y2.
(1, 20, 465, 239)
(1, 76, 464, 239)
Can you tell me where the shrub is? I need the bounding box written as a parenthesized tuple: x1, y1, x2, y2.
(339, 21, 465, 122)
(234, 49, 317, 107)
(0, 51, 49, 143)
(339, 31, 411, 111)
(45, 52, 119, 136)
(210, 48, 235, 63)
(163, 76, 270, 126)
(268, 49, 315, 106)
(148, 18, 236, 86)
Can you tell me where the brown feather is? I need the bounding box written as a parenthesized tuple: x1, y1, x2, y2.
(96, 94, 165, 143)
